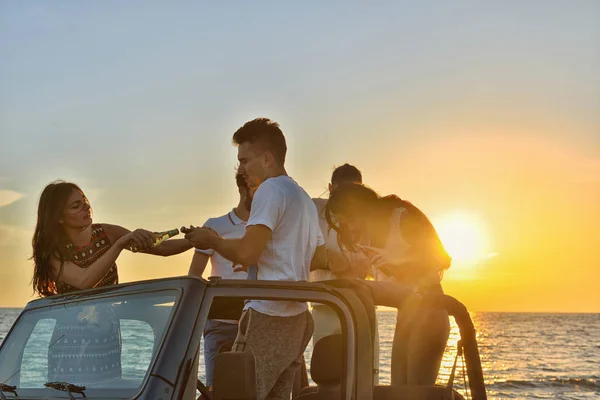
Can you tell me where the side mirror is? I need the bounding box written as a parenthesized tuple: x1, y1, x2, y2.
(213, 351, 257, 400)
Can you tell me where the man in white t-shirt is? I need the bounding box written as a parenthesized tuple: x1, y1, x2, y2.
(187, 171, 251, 389)
(185, 118, 327, 400)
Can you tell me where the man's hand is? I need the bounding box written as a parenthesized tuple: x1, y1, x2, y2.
(233, 264, 248, 273)
(183, 226, 220, 250)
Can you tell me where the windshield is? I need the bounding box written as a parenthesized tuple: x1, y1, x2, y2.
(0, 290, 178, 398)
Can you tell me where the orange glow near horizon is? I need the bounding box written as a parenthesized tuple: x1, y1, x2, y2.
(1, 128, 599, 313)
(434, 211, 495, 274)
(366, 131, 600, 312)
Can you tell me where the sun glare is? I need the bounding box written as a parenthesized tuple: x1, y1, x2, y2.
(434, 211, 492, 269)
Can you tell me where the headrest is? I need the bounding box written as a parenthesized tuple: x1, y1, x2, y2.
(213, 351, 257, 400)
(208, 297, 245, 320)
(310, 334, 344, 384)
(374, 385, 455, 400)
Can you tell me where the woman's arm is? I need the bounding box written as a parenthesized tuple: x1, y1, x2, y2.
(103, 224, 193, 257)
(145, 238, 193, 256)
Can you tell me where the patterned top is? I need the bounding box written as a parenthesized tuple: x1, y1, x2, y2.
(56, 224, 119, 294)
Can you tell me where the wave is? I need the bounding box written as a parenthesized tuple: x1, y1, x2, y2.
(489, 377, 600, 391)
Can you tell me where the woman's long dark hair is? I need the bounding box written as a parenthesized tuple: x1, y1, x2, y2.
(325, 183, 451, 270)
(325, 183, 379, 252)
(31, 181, 87, 297)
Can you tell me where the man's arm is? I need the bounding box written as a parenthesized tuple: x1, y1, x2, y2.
(188, 251, 210, 278)
(185, 224, 272, 266)
(310, 244, 329, 271)
(209, 180, 282, 265)
(209, 225, 272, 266)
(186, 180, 282, 266)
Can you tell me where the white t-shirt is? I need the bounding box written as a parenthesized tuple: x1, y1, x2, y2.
(196, 209, 248, 280)
(244, 175, 324, 317)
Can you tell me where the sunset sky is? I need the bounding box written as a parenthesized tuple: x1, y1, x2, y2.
(1, 2, 599, 312)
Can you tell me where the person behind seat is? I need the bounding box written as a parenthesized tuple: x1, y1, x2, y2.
(31, 180, 192, 386)
(325, 183, 451, 385)
(184, 118, 327, 400)
(188, 170, 252, 389)
(310, 164, 380, 383)
(311, 164, 370, 338)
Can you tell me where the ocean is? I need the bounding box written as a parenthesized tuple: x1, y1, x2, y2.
(1, 309, 598, 399)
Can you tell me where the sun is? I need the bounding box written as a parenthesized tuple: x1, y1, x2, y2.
(434, 211, 492, 268)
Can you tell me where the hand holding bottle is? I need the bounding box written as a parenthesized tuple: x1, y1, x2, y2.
(181, 225, 219, 236)
(119, 228, 179, 252)
(182, 225, 219, 250)
(116, 229, 157, 252)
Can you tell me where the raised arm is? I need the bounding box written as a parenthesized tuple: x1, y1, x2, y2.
(149, 238, 193, 256)
(185, 180, 281, 266)
(103, 224, 193, 257)
(186, 225, 271, 266)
